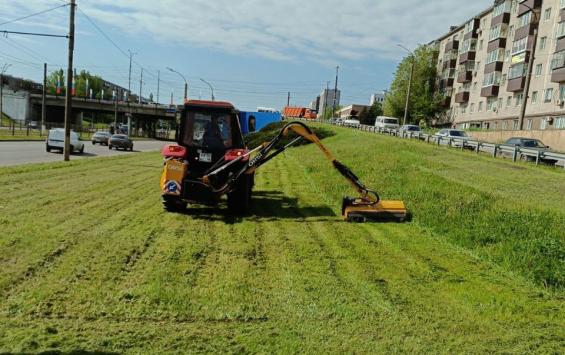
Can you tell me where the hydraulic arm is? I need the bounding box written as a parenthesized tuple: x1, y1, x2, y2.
(202, 121, 407, 222)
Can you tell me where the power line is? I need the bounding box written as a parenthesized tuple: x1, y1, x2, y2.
(0, 3, 69, 27)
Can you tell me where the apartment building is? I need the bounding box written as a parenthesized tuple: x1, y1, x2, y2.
(434, 0, 565, 131)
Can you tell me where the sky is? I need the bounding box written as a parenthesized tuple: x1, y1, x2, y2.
(0, 0, 492, 111)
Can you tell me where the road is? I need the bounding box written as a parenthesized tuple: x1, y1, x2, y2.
(0, 140, 167, 167)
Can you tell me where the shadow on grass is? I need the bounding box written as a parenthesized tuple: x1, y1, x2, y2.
(178, 190, 337, 224)
(12, 351, 119, 355)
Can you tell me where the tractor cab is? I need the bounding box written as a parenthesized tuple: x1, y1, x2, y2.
(177, 100, 245, 171)
(161, 100, 253, 212)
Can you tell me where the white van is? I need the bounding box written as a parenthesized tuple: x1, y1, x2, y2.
(46, 128, 84, 154)
(374, 116, 400, 130)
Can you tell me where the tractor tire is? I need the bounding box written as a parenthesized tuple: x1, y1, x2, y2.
(162, 196, 187, 212)
(227, 174, 252, 214)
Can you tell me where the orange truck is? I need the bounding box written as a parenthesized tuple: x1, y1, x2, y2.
(283, 107, 317, 119)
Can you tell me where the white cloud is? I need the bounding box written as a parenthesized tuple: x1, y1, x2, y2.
(1, 0, 493, 64)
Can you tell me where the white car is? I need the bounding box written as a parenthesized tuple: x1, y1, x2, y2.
(435, 129, 471, 148)
(343, 118, 360, 127)
(375, 116, 400, 130)
(46, 128, 85, 154)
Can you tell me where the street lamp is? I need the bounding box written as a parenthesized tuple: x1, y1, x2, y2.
(199, 78, 215, 101)
(0, 64, 12, 128)
(127, 49, 137, 99)
(398, 44, 415, 126)
(518, 4, 539, 131)
(166, 67, 188, 101)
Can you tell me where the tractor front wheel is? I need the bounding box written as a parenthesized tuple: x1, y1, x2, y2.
(162, 195, 187, 212)
(227, 174, 252, 214)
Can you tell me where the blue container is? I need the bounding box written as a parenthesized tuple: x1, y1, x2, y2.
(239, 111, 282, 135)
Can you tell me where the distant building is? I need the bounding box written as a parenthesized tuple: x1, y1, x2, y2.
(338, 104, 370, 119)
(318, 89, 341, 117)
(309, 96, 320, 112)
(370, 91, 386, 106)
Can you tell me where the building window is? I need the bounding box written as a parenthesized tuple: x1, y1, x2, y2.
(486, 49, 504, 64)
(498, 97, 503, 108)
(560, 85, 565, 101)
(512, 37, 528, 55)
(479, 40, 484, 51)
(532, 91, 538, 104)
(501, 74, 507, 85)
(558, 21, 565, 39)
(535, 63, 543, 76)
(544, 7, 552, 21)
(506, 96, 512, 107)
(545, 88, 554, 102)
(518, 11, 532, 27)
(483, 72, 502, 87)
(555, 116, 565, 128)
(513, 120, 519, 130)
(470, 103, 475, 113)
(461, 105, 467, 114)
(540, 117, 548, 130)
(509, 63, 527, 79)
(539, 37, 547, 51)
(527, 119, 533, 130)
(561, 0, 565, 10)
(515, 93, 523, 106)
(487, 97, 497, 111)
(489, 24, 508, 41)
(502, 121, 508, 130)
(551, 50, 565, 70)
(479, 101, 483, 112)
(505, 50, 511, 62)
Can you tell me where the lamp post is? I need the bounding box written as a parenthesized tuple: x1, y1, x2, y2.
(518, 4, 539, 131)
(127, 50, 137, 100)
(398, 44, 415, 126)
(167, 67, 188, 101)
(199, 78, 215, 101)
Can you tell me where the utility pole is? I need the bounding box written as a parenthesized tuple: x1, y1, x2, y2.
(398, 44, 415, 126)
(41, 63, 47, 135)
(139, 68, 143, 104)
(114, 86, 118, 128)
(287, 91, 290, 107)
(404, 58, 415, 126)
(1, 63, 11, 128)
(518, 6, 539, 130)
(323, 81, 329, 120)
(332, 65, 339, 118)
(156, 70, 160, 104)
(63, 0, 76, 162)
(127, 50, 136, 101)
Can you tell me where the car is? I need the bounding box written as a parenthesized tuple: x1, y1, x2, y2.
(502, 137, 557, 164)
(46, 128, 85, 154)
(399, 125, 422, 132)
(374, 116, 400, 130)
(435, 129, 472, 148)
(343, 118, 360, 127)
(27, 121, 39, 129)
(108, 134, 134, 151)
(92, 131, 111, 145)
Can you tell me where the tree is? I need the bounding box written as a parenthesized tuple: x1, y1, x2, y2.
(322, 105, 343, 120)
(46, 69, 104, 98)
(358, 108, 370, 125)
(383, 45, 446, 126)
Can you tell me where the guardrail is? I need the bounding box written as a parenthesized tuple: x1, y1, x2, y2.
(306, 119, 565, 169)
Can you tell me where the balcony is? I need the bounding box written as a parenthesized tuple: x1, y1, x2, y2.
(454, 92, 470, 103)
(442, 96, 452, 107)
(457, 71, 473, 83)
(518, 0, 542, 17)
(459, 51, 476, 64)
(487, 38, 507, 52)
(515, 23, 537, 41)
(445, 40, 459, 52)
(481, 85, 500, 97)
(484, 61, 504, 74)
(442, 59, 457, 70)
(507, 76, 526, 92)
(463, 19, 481, 40)
(551, 51, 565, 82)
(551, 67, 565, 82)
(491, 12, 511, 26)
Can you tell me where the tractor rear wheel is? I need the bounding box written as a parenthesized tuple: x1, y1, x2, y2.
(227, 174, 252, 214)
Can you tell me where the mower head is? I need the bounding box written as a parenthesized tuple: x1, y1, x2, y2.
(342, 196, 407, 223)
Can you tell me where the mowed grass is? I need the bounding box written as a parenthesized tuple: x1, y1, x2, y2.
(0, 125, 563, 353)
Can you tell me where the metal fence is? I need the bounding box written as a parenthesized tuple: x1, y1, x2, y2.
(303, 119, 565, 170)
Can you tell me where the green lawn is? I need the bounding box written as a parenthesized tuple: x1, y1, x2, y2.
(0, 125, 563, 353)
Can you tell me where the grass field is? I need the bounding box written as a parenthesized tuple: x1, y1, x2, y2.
(0, 125, 563, 353)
